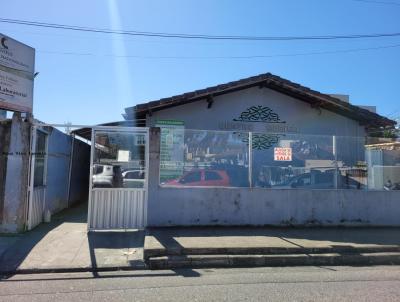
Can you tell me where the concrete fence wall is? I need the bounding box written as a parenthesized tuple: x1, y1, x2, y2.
(148, 187, 400, 227)
(147, 128, 400, 227)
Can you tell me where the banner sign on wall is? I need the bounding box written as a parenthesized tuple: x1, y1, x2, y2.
(156, 120, 185, 181)
(274, 147, 292, 161)
(0, 33, 35, 113)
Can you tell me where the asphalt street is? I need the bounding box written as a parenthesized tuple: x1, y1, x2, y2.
(1, 266, 400, 301)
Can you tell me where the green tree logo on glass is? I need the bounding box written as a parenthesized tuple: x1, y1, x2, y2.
(236, 132, 282, 150)
(233, 105, 285, 123)
(233, 106, 285, 150)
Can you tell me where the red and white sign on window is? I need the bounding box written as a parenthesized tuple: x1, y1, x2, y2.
(274, 147, 292, 161)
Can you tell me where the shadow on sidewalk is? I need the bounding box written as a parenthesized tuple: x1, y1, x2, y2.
(0, 202, 87, 275)
(87, 230, 145, 277)
(145, 226, 400, 268)
(146, 230, 201, 277)
(148, 226, 400, 248)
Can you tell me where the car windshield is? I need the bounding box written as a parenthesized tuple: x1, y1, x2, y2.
(93, 165, 104, 175)
(125, 171, 144, 179)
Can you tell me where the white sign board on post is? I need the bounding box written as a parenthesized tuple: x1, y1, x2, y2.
(274, 147, 292, 161)
(0, 33, 35, 113)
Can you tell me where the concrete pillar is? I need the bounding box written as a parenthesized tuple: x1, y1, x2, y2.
(146, 127, 160, 226)
(0, 119, 12, 226)
(1, 113, 30, 233)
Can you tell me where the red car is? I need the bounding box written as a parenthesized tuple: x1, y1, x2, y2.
(164, 169, 230, 187)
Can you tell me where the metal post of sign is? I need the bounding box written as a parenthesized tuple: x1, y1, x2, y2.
(25, 124, 37, 231)
(248, 131, 253, 188)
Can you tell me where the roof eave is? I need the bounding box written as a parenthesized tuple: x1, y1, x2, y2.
(124, 73, 396, 128)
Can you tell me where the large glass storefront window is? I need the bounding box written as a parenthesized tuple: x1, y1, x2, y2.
(160, 129, 249, 187)
(159, 128, 400, 190)
(252, 134, 336, 189)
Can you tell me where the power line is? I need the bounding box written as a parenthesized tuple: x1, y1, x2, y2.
(352, 0, 400, 6)
(36, 43, 400, 59)
(386, 109, 400, 118)
(2, 18, 400, 41)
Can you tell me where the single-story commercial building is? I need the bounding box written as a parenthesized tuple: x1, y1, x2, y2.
(75, 73, 399, 230)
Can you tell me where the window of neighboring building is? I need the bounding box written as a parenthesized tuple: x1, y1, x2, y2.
(33, 131, 47, 187)
(135, 135, 146, 146)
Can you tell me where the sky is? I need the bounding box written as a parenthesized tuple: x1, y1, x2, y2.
(1, 0, 399, 126)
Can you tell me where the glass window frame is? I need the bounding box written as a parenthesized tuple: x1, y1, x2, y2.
(90, 127, 149, 190)
(33, 129, 48, 188)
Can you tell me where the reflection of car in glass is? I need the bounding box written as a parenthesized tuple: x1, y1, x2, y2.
(274, 170, 335, 189)
(291, 172, 333, 189)
(122, 170, 145, 188)
(275, 169, 362, 189)
(163, 169, 230, 187)
(384, 180, 400, 190)
(92, 164, 122, 187)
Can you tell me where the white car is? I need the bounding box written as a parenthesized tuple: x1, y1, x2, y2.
(92, 164, 119, 187)
(122, 170, 145, 188)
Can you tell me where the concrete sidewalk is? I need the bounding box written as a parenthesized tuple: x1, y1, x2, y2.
(144, 227, 400, 269)
(0, 202, 145, 274)
(2, 205, 400, 274)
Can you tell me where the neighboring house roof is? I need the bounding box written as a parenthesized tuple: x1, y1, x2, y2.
(124, 72, 395, 129)
(72, 120, 138, 140)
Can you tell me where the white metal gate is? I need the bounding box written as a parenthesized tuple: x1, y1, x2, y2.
(28, 187, 46, 230)
(87, 127, 149, 231)
(26, 126, 48, 231)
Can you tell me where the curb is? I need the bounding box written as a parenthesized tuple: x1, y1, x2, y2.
(144, 246, 400, 259)
(0, 263, 148, 276)
(148, 252, 400, 270)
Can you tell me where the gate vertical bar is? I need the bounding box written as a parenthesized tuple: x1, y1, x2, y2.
(42, 130, 49, 219)
(87, 128, 95, 231)
(248, 131, 253, 188)
(144, 128, 149, 227)
(333, 135, 338, 189)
